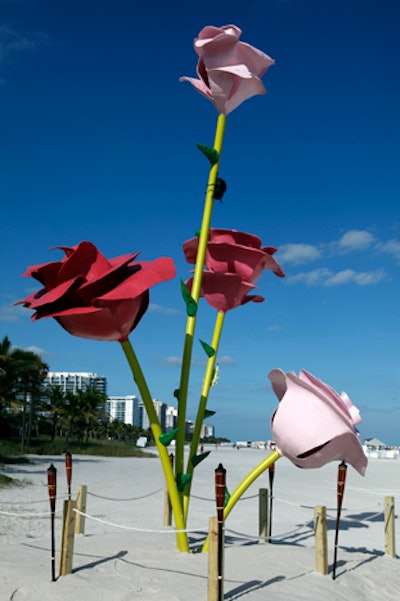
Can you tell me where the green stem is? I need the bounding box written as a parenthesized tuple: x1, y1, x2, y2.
(175, 114, 227, 499)
(202, 449, 281, 552)
(183, 310, 226, 520)
(120, 339, 189, 552)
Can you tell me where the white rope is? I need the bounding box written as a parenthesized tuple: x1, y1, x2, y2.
(225, 519, 314, 543)
(87, 488, 164, 502)
(0, 508, 63, 517)
(72, 508, 204, 534)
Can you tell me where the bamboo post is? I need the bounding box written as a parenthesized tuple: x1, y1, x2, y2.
(47, 464, 57, 582)
(163, 453, 174, 527)
(384, 496, 396, 558)
(75, 484, 87, 535)
(65, 452, 72, 500)
(207, 516, 219, 601)
(215, 463, 226, 601)
(59, 499, 77, 576)
(259, 488, 269, 543)
(332, 461, 347, 580)
(314, 505, 328, 575)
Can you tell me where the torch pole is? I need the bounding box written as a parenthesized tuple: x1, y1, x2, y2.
(47, 464, 57, 582)
(215, 463, 226, 601)
(65, 452, 72, 501)
(332, 461, 347, 580)
(268, 461, 275, 541)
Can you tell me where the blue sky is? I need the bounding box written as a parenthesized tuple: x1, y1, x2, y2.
(1, 0, 399, 445)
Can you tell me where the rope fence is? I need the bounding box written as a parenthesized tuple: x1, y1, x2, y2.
(0, 456, 397, 598)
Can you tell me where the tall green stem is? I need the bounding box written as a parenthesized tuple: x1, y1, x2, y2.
(183, 310, 225, 520)
(202, 449, 281, 552)
(175, 114, 227, 499)
(120, 339, 189, 552)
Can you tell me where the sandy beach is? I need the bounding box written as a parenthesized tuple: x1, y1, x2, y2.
(0, 447, 399, 600)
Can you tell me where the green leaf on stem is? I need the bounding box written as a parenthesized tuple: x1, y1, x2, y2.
(204, 409, 216, 418)
(173, 389, 180, 400)
(196, 143, 220, 166)
(225, 489, 231, 508)
(200, 339, 215, 358)
(180, 279, 197, 317)
(176, 473, 192, 492)
(191, 451, 211, 467)
(159, 427, 180, 446)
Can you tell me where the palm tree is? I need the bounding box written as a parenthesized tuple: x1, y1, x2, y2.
(43, 385, 67, 441)
(64, 387, 107, 444)
(0, 337, 49, 447)
(11, 348, 49, 450)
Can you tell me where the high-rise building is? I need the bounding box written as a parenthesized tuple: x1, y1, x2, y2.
(141, 399, 166, 431)
(106, 395, 140, 426)
(201, 423, 215, 438)
(44, 372, 107, 395)
(166, 405, 177, 431)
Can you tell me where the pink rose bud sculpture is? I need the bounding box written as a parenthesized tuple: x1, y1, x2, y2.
(269, 368, 367, 475)
(18, 241, 176, 342)
(180, 25, 275, 115)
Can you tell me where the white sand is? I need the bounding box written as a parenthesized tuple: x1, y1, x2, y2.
(1, 447, 399, 600)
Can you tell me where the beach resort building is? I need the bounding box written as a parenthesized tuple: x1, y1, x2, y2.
(44, 371, 107, 395)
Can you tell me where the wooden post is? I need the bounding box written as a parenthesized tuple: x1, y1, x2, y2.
(59, 499, 77, 576)
(259, 488, 269, 543)
(75, 484, 87, 535)
(163, 453, 174, 527)
(384, 496, 396, 558)
(314, 505, 328, 575)
(207, 516, 219, 601)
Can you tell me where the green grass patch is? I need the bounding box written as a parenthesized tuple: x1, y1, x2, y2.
(0, 473, 28, 488)
(0, 437, 156, 458)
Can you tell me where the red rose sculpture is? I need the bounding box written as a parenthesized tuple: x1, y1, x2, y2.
(180, 25, 275, 115)
(18, 241, 176, 342)
(183, 228, 284, 312)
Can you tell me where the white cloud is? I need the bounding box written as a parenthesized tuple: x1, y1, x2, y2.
(286, 268, 332, 285)
(337, 229, 377, 252)
(161, 356, 182, 366)
(287, 267, 386, 287)
(0, 25, 43, 63)
(218, 355, 237, 365)
(278, 243, 321, 265)
(24, 345, 51, 358)
(149, 303, 179, 315)
(0, 301, 24, 322)
(377, 239, 400, 262)
(324, 268, 386, 286)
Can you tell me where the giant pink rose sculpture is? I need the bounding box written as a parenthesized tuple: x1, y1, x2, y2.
(18, 241, 176, 342)
(180, 25, 275, 115)
(183, 228, 284, 312)
(269, 368, 367, 475)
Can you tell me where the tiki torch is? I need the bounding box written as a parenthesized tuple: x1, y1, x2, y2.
(47, 464, 57, 582)
(215, 463, 226, 601)
(65, 452, 72, 500)
(332, 461, 347, 580)
(268, 461, 275, 541)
